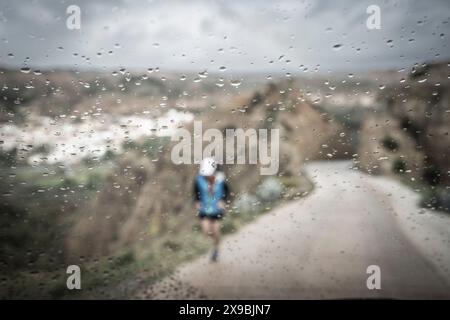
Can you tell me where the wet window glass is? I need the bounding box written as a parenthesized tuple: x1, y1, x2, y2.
(0, 0, 449, 300)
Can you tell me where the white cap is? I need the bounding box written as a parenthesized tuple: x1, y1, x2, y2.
(199, 157, 216, 176)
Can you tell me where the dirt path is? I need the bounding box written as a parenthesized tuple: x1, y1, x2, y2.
(137, 161, 450, 299)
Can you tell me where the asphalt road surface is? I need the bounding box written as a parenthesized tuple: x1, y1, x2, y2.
(138, 161, 450, 299)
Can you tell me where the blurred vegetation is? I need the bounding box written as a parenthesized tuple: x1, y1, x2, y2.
(381, 135, 400, 152)
(420, 187, 450, 213)
(0, 147, 21, 166)
(0, 147, 314, 298)
(0, 155, 115, 297)
(122, 136, 170, 159)
(392, 158, 408, 174)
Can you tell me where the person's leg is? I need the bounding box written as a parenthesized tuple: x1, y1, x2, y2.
(200, 218, 221, 261)
(208, 219, 221, 261)
(200, 218, 220, 261)
(211, 220, 221, 249)
(200, 218, 211, 236)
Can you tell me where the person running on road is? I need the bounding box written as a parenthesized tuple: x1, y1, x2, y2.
(193, 157, 230, 262)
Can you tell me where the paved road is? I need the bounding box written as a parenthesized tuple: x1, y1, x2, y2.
(138, 161, 450, 299)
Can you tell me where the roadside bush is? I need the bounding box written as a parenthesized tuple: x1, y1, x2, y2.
(162, 240, 182, 252)
(221, 219, 236, 235)
(114, 250, 136, 267)
(233, 193, 261, 214)
(420, 188, 450, 213)
(381, 136, 399, 151)
(439, 189, 450, 212)
(256, 177, 283, 202)
(392, 158, 407, 174)
(422, 165, 442, 186)
(420, 188, 439, 209)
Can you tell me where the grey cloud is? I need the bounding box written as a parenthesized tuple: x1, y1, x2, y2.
(0, 0, 449, 73)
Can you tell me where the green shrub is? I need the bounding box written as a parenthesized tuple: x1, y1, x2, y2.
(420, 188, 450, 212)
(392, 158, 407, 174)
(233, 193, 260, 214)
(381, 136, 399, 151)
(102, 149, 116, 161)
(420, 188, 439, 209)
(114, 250, 135, 267)
(221, 219, 236, 235)
(422, 165, 442, 186)
(85, 172, 104, 190)
(0, 147, 18, 166)
(162, 240, 182, 252)
(32, 144, 52, 155)
(256, 177, 283, 202)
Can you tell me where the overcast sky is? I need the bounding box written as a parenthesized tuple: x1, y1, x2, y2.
(0, 0, 449, 74)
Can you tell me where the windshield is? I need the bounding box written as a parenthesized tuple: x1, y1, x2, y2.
(1, 0, 449, 300)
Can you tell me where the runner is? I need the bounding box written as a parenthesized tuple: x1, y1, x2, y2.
(193, 157, 230, 262)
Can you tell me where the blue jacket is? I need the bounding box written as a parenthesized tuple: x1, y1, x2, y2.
(193, 172, 229, 217)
